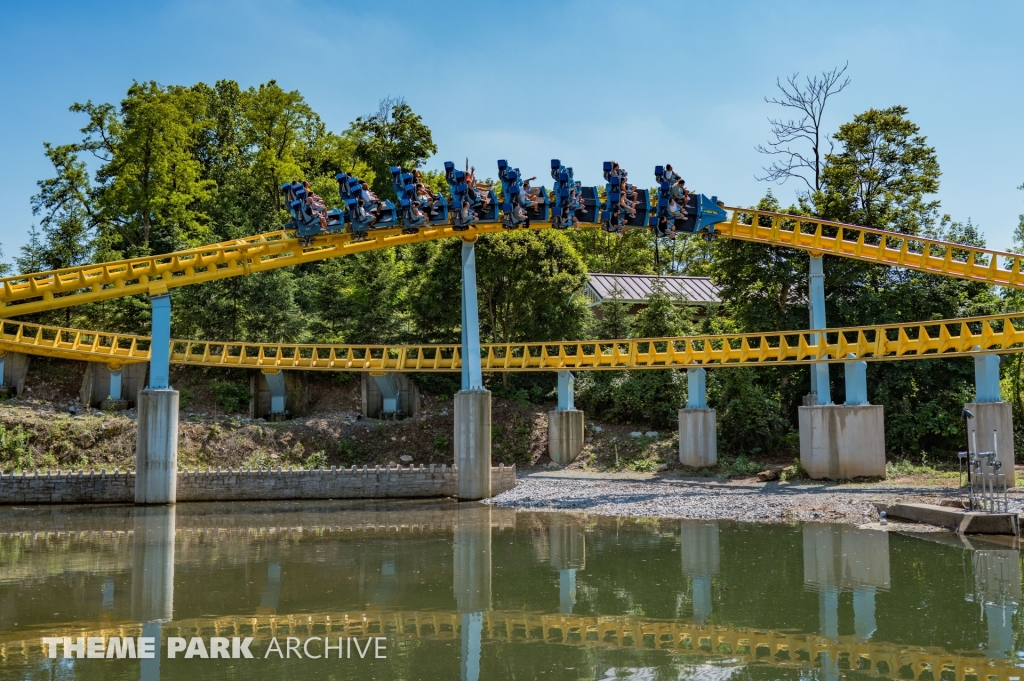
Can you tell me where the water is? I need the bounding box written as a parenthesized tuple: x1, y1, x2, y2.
(0, 500, 1021, 680)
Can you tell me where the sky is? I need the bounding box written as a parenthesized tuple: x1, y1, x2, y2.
(0, 0, 1022, 261)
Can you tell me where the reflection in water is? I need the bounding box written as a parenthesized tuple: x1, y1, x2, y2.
(548, 515, 585, 614)
(258, 563, 281, 613)
(680, 521, 719, 625)
(454, 504, 491, 681)
(3, 501, 1024, 680)
(971, 546, 1021, 657)
(131, 506, 176, 681)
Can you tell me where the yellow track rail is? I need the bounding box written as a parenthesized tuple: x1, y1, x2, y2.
(1, 313, 1020, 371)
(720, 206, 1023, 287)
(0, 609, 1016, 679)
(0, 221, 600, 317)
(0, 206, 1019, 318)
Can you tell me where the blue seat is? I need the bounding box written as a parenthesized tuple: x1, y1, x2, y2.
(498, 161, 530, 229)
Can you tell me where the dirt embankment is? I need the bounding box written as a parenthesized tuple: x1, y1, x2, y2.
(0, 359, 695, 475)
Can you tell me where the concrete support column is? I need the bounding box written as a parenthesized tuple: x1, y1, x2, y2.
(456, 238, 491, 499)
(456, 390, 491, 500)
(965, 401, 1015, 488)
(0, 351, 30, 396)
(808, 255, 832, 405)
(679, 366, 716, 467)
(136, 390, 179, 504)
(137, 294, 178, 505)
(799, 405, 886, 479)
(548, 371, 584, 464)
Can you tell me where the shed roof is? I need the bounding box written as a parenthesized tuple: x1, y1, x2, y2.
(586, 273, 721, 306)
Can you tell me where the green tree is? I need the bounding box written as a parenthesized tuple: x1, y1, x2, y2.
(348, 97, 437, 201)
(71, 81, 215, 257)
(569, 228, 655, 275)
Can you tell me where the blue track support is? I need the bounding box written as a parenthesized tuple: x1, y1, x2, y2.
(263, 371, 287, 414)
(556, 371, 575, 410)
(461, 241, 483, 391)
(461, 611, 482, 681)
(559, 569, 577, 614)
(808, 255, 831, 405)
(687, 367, 707, 409)
(0, 354, 6, 387)
(109, 368, 123, 401)
(148, 294, 172, 390)
(372, 373, 401, 413)
(844, 354, 868, 406)
(974, 353, 1002, 403)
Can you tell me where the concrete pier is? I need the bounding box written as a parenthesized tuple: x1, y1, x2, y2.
(0, 351, 30, 396)
(548, 410, 584, 464)
(250, 370, 307, 421)
(678, 408, 717, 467)
(798, 405, 886, 479)
(135, 390, 179, 504)
(455, 389, 492, 500)
(966, 401, 1016, 488)
(361, 372, 420, 419)
(81, 362, 147, 409)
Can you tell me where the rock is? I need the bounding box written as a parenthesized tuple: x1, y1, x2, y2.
(76, 432, 96, 449)
(400, 455, 413, 463)
(656, 463, 669, 472)
(546, 461, 561, 469)
(592, 425, 603, 433)
(757, 466, 791, 482)
(645, 431, 659, 438)
(630, 432, 643, 438)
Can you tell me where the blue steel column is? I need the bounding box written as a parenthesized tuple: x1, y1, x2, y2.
(808, 255, 831, 404)
(461, 241, 483, 390)
(975, 352, 1001, 403)
(148, 295, 172, 390)
(844, 354, 868, 406)
(686, 367, 707, 409)
(556, 371, 575, 411)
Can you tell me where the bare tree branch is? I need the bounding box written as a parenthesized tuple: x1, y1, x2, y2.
(755, 63, 850, 193)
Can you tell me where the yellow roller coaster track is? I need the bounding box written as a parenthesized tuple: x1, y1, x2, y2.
(0, 609, 1016, 680)
(0, 207, 1021, 318)
(0, 313, 1021, 371)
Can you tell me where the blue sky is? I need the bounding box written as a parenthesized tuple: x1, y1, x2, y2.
(1, 0, 1021, 262)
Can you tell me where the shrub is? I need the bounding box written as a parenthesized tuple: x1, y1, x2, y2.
(0, 424, 33, 472)
(210, 380, 251, 414)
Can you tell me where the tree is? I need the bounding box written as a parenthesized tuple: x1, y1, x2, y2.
(814, 105, 940, 232)
(568, 228, 655, 275)
(348, 97, 437, 201)
(592, 284, 633, 340)
(756, 63, 850, 194)
(71, 81, 215, 257)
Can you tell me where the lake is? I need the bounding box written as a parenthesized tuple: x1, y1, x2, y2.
(0, 500, 1020, 680)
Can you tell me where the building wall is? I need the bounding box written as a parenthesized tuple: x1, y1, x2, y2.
(0, 465, 516, 504)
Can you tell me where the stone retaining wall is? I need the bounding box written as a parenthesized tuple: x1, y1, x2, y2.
(0, 464, 516, 505)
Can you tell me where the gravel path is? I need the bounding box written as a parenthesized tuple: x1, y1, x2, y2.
(484, 473, 1011, 524)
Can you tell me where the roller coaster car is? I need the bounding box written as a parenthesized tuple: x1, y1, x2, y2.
(549, 159, 593, 229)
(336, 173, 398, 237)
(443, 161, 498, 230)
(280, 182, 345, 246)
(389, 166, 448, 235)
